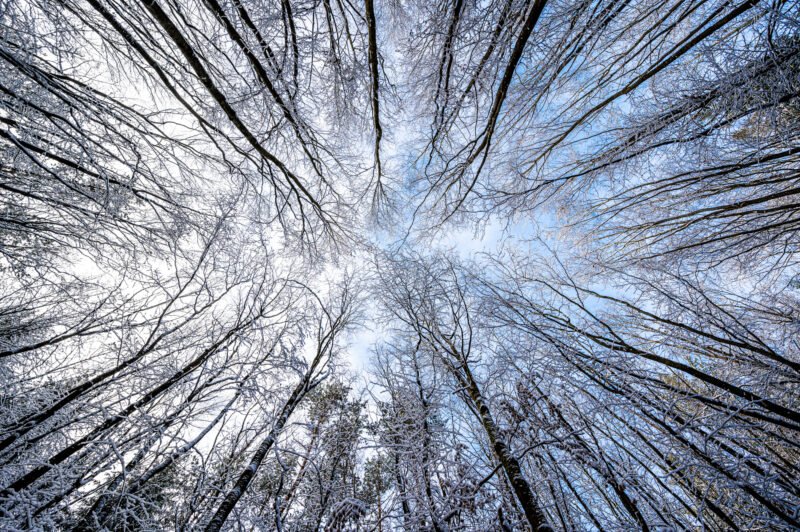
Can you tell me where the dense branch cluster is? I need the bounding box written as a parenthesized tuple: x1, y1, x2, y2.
(0, 0, 798, 529)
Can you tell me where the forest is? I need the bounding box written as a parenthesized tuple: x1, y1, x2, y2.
(0, 0, 798, 529)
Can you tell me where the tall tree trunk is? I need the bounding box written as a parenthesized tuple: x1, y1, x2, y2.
(203, 373, 314, 532)
(458, 359, 551, 531)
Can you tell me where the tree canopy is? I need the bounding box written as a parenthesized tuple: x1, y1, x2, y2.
(0, 0, 798, 529)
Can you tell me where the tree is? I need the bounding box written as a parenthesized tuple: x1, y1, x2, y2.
(375, 254, 553, 530)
